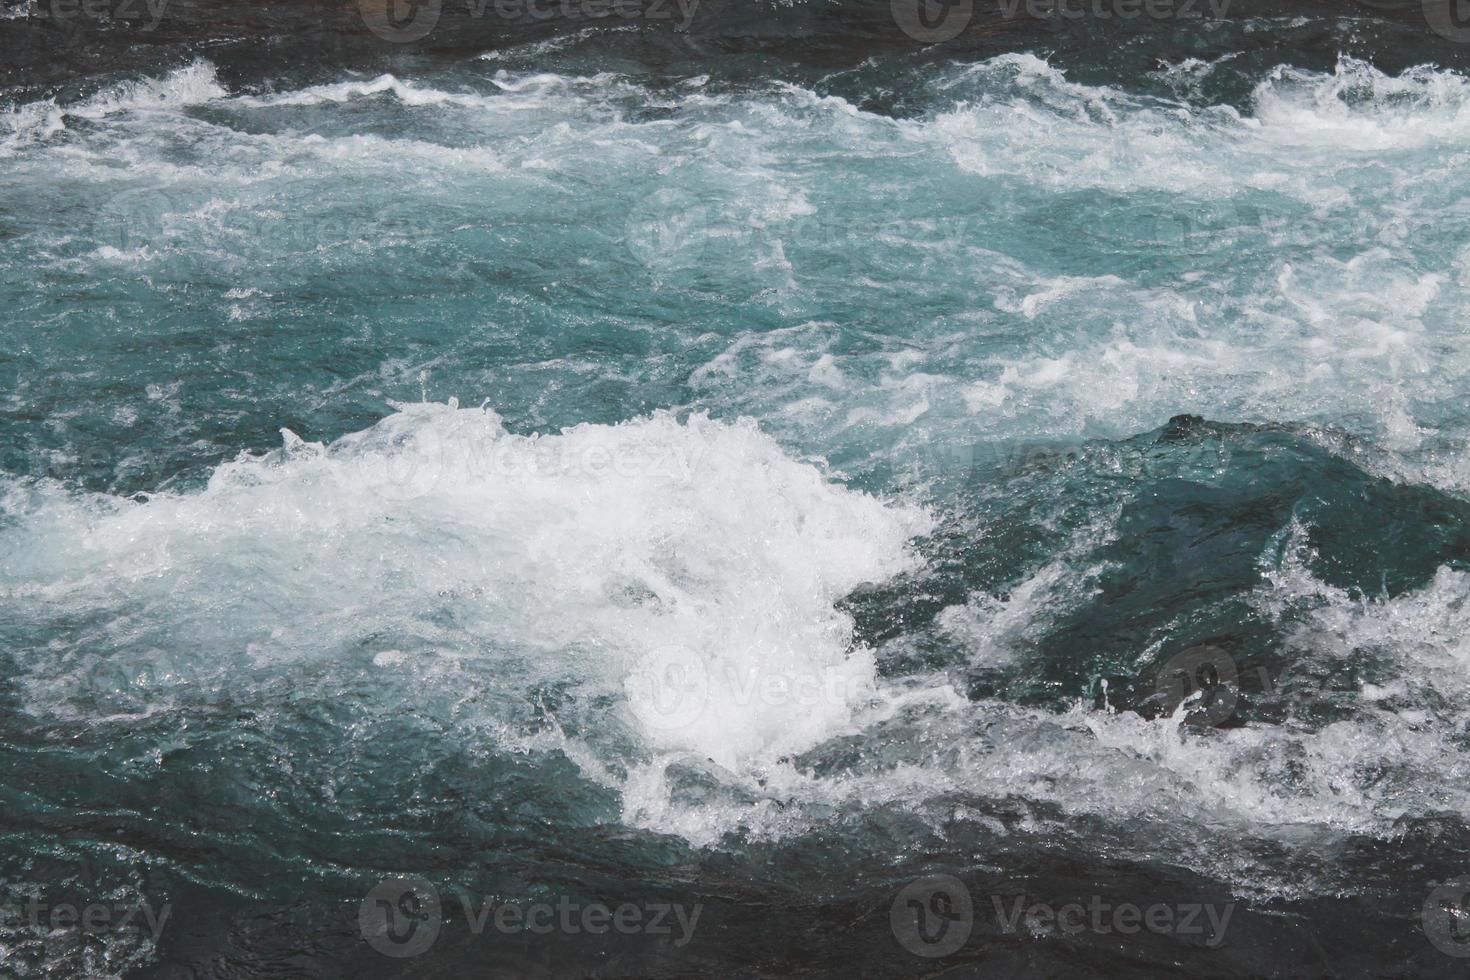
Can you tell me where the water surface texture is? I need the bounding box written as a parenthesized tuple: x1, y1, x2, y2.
(5, 3, 1470, 977)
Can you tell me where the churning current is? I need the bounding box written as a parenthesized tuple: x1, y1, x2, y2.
(5, 12, 1470, 977)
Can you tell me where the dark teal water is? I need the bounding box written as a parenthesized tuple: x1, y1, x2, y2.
(6, 3, 1470, 976)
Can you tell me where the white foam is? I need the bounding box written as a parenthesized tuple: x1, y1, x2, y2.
(0, 404, 931, 777)
(617, 519, 1470, 891)
(1, 61, 225, 155)
(1252, 57, 1470, 149)
(232, 73, 487, 109)
(80, 60, 227, 116)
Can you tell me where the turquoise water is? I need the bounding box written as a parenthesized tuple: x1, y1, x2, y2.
(7, 13, 1470, 976)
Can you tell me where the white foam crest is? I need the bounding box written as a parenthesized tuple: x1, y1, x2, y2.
(919, 53, 1246, 193)
(922, 54, 1470, 196)
(941, 52, 1130, 122)
(231, 69, 634, 112)
(0, 403, 931, 776)
(77, 60, 227, 117)
(232, 73, 490, 110)
(1253, 57, 1470, 148)
(1, 61, 224, 154)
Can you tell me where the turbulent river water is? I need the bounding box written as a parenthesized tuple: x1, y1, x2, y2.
(6, 2, 1470, 976)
